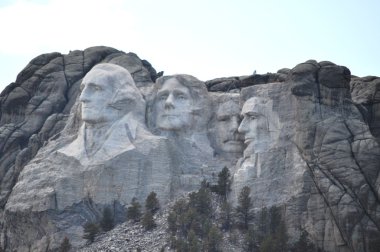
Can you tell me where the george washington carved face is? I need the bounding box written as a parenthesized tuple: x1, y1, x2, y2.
(79, 63, 145, 125)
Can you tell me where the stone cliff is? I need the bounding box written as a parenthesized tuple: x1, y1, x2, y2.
(0, 47, 379, 251)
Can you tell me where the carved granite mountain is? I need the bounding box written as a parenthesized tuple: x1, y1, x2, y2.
(0, 47, 379, 252)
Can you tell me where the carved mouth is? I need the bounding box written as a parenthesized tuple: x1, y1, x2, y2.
(162, 114, 180, 118)
(223, 140, 243, 145)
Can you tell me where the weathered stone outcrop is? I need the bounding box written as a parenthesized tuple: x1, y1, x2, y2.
(0, 47, 379, 252)
(233, 60, 380, 251)
(350, 76, 380, 144)
(0, 46, 158, 208)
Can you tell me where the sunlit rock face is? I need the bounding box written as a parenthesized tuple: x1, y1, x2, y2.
(232, 61, 380, 252)
(4, 63, 174, 251)
(0, 48, 379, 252)
(148, 74, 224, 193)
(208, 93, 244, 161)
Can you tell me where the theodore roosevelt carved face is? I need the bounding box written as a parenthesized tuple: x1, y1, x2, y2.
(153, 74, 210, 133)
(209, 94, 244, 155)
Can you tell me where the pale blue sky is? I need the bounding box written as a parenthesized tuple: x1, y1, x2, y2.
(1, 0, 379, 92)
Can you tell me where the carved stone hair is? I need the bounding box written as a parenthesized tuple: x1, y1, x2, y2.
(88, 63, 146, 121)
(154, 74, 211, 130)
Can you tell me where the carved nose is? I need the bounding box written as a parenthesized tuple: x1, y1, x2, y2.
(231, 116, 240, 132)
(164, 94, 175, 109)
(238, 118, 247, 133)
(79, 90, 89, 103)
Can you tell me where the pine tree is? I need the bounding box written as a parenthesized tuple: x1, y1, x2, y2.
(82, 222, 99, 243)
(220, 201, 233, 231)
(59, 236, 71, 252)
(216, 167, 232, 200)
(127, 197, 142, 222)
(100, 206, 114, 231)
(244, 227, 258, 252)
(145, 191, 160, 214)
(235, 186, 254, 230)
(206, 225, 222, 252)
(142, 211, 156, 230)
(188, 230, 200, 252)
(291, 230, 317, 252)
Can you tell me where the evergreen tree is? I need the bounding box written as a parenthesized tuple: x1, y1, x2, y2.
(188, 186, 212, 217)
(291, 230, 317, 252)
(100, 206, 114, 231)
(206, 225, 222, 252)
(188, 230, 200, 252)
(257, 207, 269, 242)
(145, 191, 160, 214)
(82, 222, 99, 243)
(260, 235, 277, 252)
(216, 167, 232, 200)
(142, 211, 156, 230)
(168, 211, 178, 234)
(59, 236, 71, 252)
(220, 201, 233, 231)
(127, 197, 142, 222)
(244, 227, 258, 252)
(235, 186, 254, 230)
(269, 206, 288, 252)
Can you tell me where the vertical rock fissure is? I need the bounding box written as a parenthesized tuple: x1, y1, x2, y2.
(304, 158, 354, 251)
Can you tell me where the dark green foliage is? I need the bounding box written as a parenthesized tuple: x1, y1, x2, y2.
(188, 185, 212, 217)
(216, 167, 232, 200)
(260, 235, 278, 252)
(167, 185, 217, 250)
(259, 206, 288, 252)
(168, 211, 178, 234)
(59, 236, 71, 252)
(188, 230, 200, 252)
(127, 197, 142, 222)
(291, 230, 318, 252)
(82, 222, 99, 243)
(142, 211, 156, 230)
(235, 186, 254, 230)
(220, 201, 233, 231)
(206, 225, 222, 252)
(145, 191, 160, 214)
(244, 227, 258, 252)
(100, 206, 114, 232)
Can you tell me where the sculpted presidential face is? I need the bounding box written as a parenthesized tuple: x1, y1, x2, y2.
(238, 97, 274, 155)
(213, 99, 244, 154)
(79, 63, 144, 125)
(155, 77, 193, 131)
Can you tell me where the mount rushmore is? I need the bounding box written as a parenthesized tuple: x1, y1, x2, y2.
(0, 46, 379, 251)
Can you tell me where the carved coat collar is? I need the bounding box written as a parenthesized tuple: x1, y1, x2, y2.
(58, 113, 141, 165)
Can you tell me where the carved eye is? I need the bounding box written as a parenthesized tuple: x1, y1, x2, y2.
(218, 116, 230, 122)
(159, 95, 168, 101)
(178, 95, 187, 100)
(94, 86, 102, 91)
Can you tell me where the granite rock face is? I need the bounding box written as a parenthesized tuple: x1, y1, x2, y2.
(0, 48, 379, 252)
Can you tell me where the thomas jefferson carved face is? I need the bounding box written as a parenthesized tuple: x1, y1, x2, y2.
(155, 78, 193, 131)
(79, 63, 144, 125)
(213, 100, 244, 154)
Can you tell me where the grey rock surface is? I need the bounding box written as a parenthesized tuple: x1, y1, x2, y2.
(0, 49, 379, 252)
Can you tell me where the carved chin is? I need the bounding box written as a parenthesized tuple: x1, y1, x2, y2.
(157, 115, 191, 131)
(221, 141, 244, 153)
